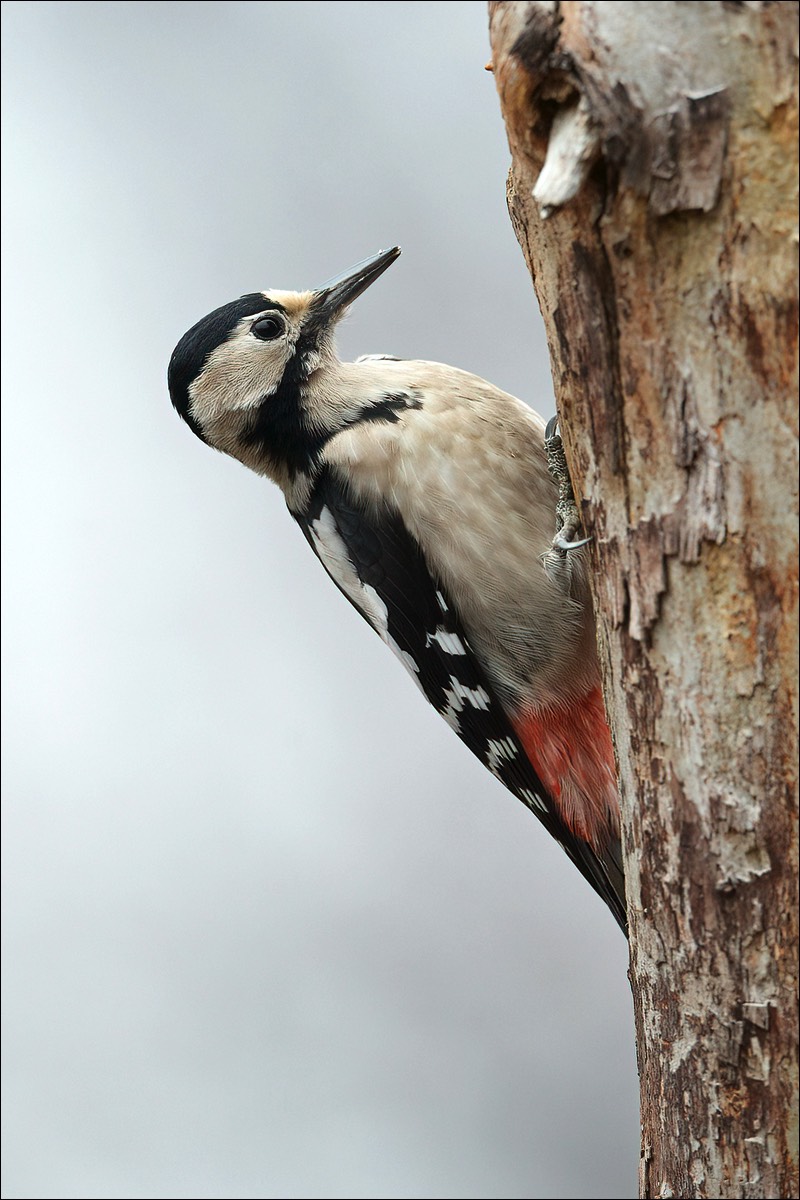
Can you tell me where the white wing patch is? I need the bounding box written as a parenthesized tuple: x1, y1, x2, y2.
(309, 506, 388, 632)
(386, 636, 425, 692)
(309, 505, 424, 691)
(440, 676, 491, 731)
(426, 627, 467, 655)
(447, 679, 490, 709)
(520, 787, 549, 816)
(485, 737, 520, 777)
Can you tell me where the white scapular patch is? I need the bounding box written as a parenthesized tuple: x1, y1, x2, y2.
(485, 737, 519, 776)
(309, 506, 424, 692)
(310, 507, 388, 632)
(386, 635, 425, 693)
(435, 591, 449, 614)
(426, 627, 466, 655)
(520, 788, 549, 816)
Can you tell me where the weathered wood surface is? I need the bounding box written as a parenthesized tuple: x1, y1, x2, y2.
(489, 3, 799, 1197)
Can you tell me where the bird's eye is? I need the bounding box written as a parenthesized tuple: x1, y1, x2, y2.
(251, 315, 284, 341)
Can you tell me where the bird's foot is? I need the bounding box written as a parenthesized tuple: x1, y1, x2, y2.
(544, 417, 592, 554)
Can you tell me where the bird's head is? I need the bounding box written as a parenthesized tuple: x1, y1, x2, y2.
(168, 246, 401, 485)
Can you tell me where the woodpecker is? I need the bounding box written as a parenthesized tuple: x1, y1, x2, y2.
(168, 247, 627, 933)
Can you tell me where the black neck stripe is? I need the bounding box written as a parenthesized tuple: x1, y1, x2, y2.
(239, 326, 326, 476)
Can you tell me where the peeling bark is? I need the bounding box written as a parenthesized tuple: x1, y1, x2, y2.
(489, 3, 799, 1198)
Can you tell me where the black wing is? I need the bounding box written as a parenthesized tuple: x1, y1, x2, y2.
(293, 468, 627, 934)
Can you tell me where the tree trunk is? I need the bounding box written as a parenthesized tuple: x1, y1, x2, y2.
(488, 3, 798, 1198)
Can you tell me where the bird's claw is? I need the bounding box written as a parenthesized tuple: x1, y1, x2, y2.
(554, 533, 593, 552)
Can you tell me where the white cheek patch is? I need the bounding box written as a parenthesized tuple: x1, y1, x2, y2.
(190, 318, 301, 426)
(309, 506, 424, 689)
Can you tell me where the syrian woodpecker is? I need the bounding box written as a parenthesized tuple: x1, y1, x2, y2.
(168, 248, 626, 933)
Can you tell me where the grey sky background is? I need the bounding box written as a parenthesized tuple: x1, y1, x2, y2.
(2, 3, 638, 1198)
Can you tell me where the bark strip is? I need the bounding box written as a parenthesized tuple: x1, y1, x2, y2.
(489, 3, 799, 1197)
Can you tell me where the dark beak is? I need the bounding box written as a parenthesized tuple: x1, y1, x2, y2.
(312, 247, 401, 323)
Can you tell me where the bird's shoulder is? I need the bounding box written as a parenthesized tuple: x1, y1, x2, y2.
(346, 355, 545, 424)
(318, 357, 553, 528)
